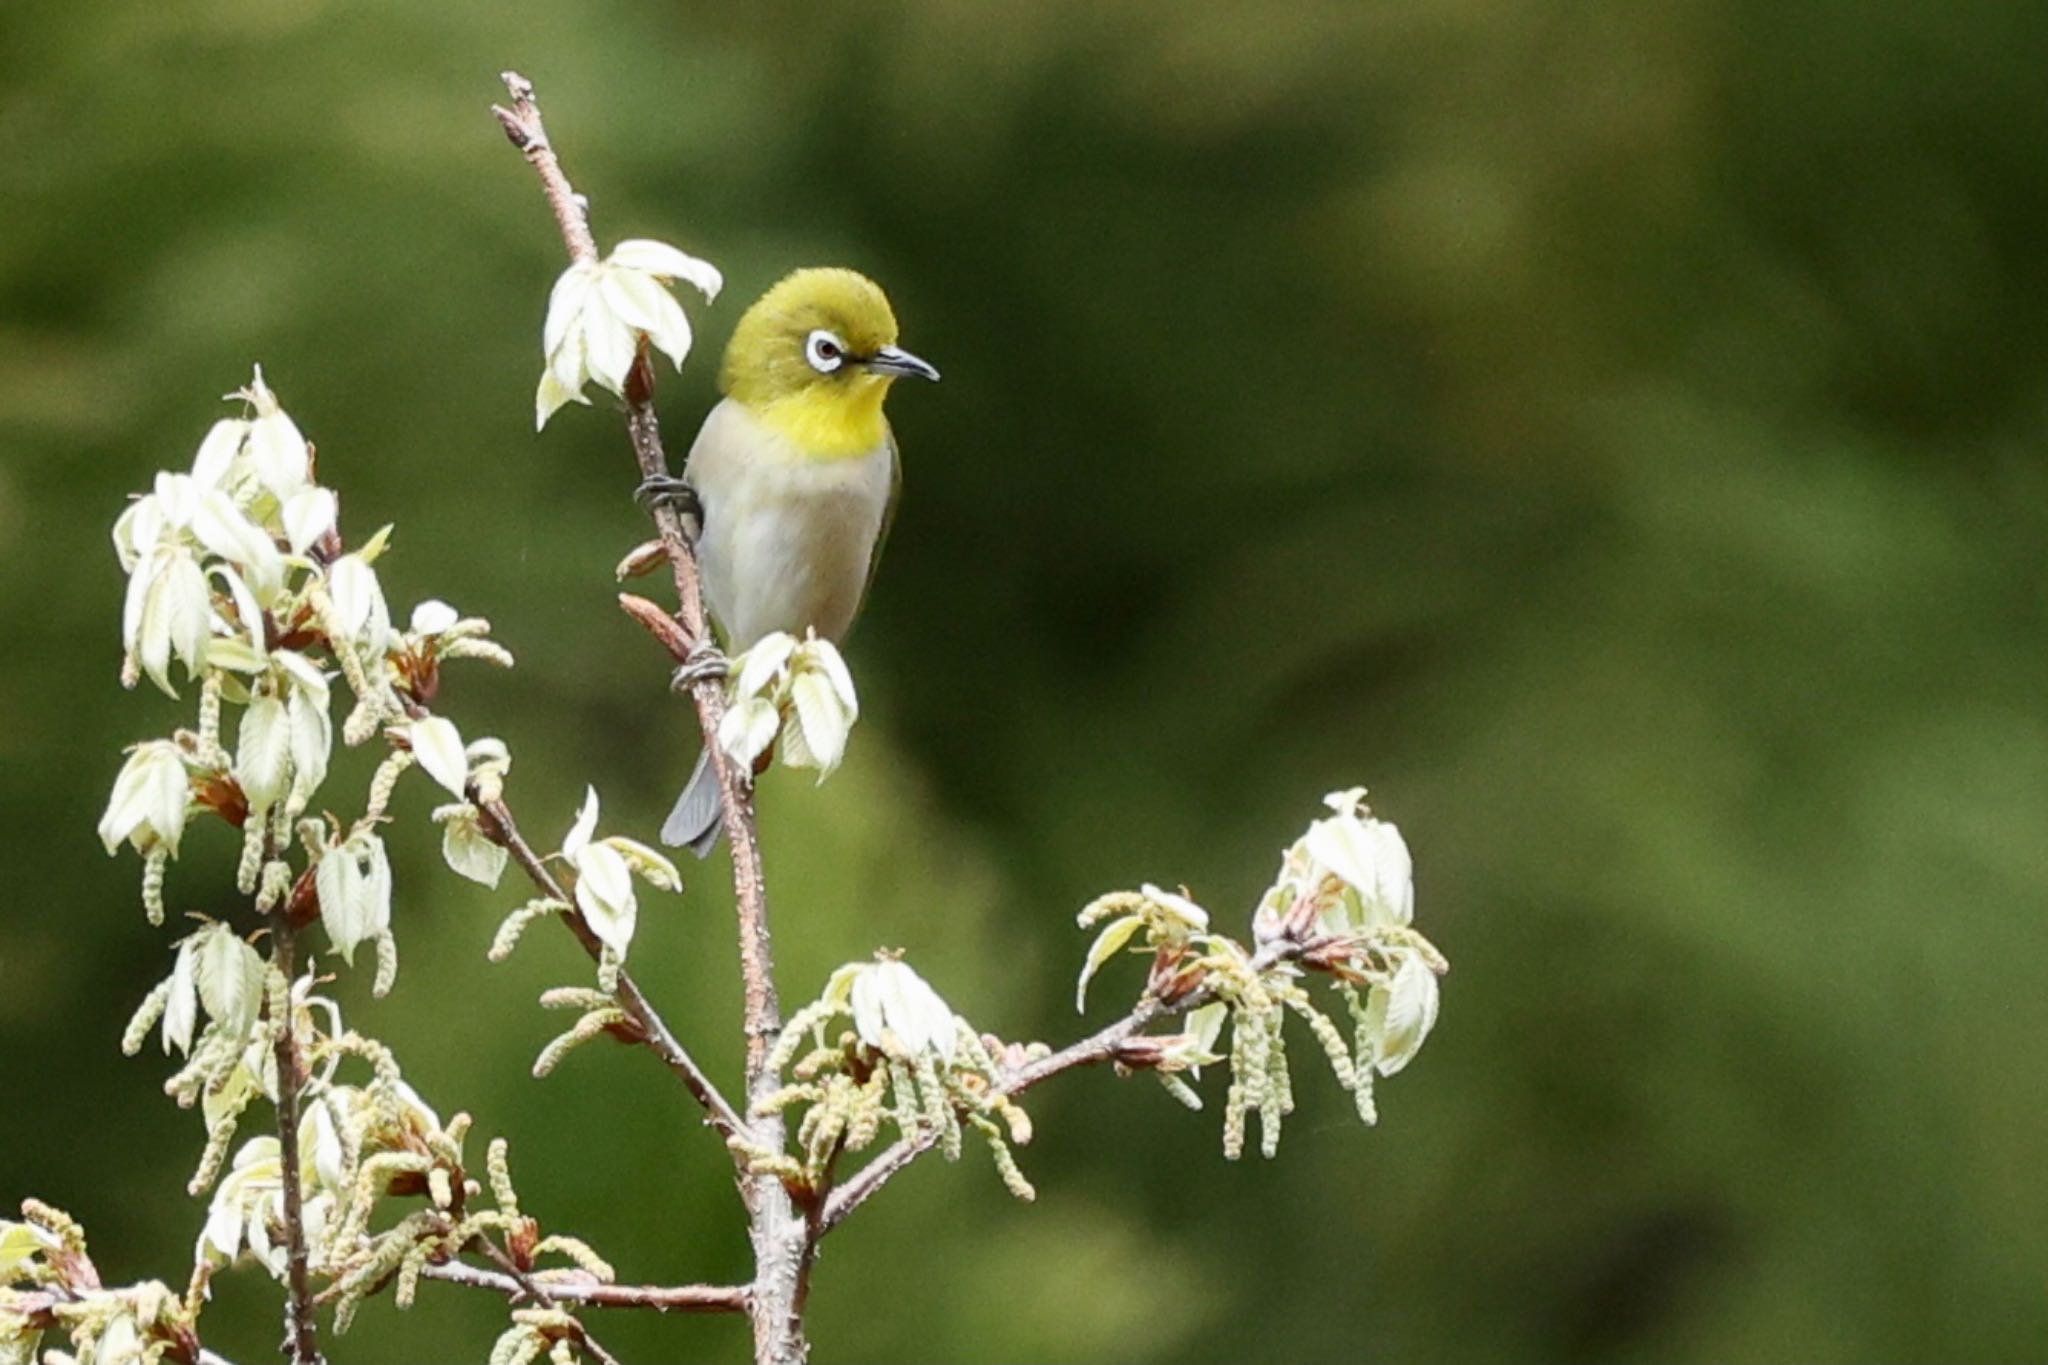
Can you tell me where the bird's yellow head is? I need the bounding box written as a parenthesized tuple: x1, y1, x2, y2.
(720, 268, 939, 458)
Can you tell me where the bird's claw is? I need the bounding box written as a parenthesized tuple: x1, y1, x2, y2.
(671, 641, 730, 692)
(634, 474, 701, 520)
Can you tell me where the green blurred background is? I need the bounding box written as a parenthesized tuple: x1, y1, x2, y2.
(4, 1, 2046, 1360)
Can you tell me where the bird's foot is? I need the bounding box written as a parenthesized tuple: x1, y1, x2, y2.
(671, 640, 730, 692)
(633, 474, 701, 522)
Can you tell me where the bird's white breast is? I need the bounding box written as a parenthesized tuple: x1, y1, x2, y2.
(684, 397, 894, 649)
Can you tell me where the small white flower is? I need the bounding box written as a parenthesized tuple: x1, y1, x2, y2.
(1365, 951, 1440, 1076)
(189, 416, 251, 490)
(278, 655, 333, 814)
(280, 486, 338, 556)
(200, 1136, 283, 1265)
(718, 696, 781, 770)
(111, 490, 166, 573)
(191, 922, 266, 1042)
(326, 553, 392, 660)
(732, 632, 798, 700)
(784, 670, 851, 777)
(847, 959, 960, 1063)
(409, 599, 460, 636)
(190, 489, 285, 603)
(315, 832, 392, 965)
(210, 561, 268, 660)
(782, 635, 860, 778)
(238, 366, 313, 500)
(559, 787, 680, 958)
(162, 932, 199, 1056)
(435, 803, 508, 889)
(793, 633, 858, 719)
(535, 239, 722, 430)
(570, 854, 646, 949)
(1305, 797, 1414, 931)
(301, 1090, 351, 1192)
(98, 741, 191, 857)
(718, 632, 861, 780)
(408, 715, 468, 798)
(123, 543, 212, 697)
(235, 695, 292, 813)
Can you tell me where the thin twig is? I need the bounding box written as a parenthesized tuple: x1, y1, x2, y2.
(490, 73, 597, 266)
(491, 69, 783, 1092)
(820, 943, 1297, 1232)
(477, 794, 749, 1145)
(466, 1235, 628, 1365)
(267, 917, 325, 1365)
(494, 71, 801, 1364)
(422, 1260, 749, 1313)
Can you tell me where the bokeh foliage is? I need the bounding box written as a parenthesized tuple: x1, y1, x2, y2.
(4, 1, 2047, 1360)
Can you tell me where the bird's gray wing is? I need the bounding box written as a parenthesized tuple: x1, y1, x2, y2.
(851, 426, 901, 627)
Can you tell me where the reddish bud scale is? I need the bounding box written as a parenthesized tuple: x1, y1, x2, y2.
(617, 593, 691, 662)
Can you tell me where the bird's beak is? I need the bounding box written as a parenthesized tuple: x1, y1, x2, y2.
(862, 345, 941, 382)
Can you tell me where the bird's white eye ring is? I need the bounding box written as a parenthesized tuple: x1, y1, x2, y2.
(805, 329, 846, 373)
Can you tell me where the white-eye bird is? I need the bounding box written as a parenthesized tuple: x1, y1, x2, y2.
(648, 267, 938, 853)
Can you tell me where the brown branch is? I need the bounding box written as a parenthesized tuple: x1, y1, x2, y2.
(458, 1233, 631, 1365)
(820, 942, 1299, 1233)
(494, 71, 801, 1363)
(490, 73, 597, 266)
(422, 1260, 748, 1314)
(266, 916, 325, 1365)
(476, 794, 749, 1146)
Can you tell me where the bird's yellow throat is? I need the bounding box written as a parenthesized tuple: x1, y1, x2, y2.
(751, 377, 893, 460)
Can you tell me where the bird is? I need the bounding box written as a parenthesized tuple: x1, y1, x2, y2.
(643, 267, 939, 853)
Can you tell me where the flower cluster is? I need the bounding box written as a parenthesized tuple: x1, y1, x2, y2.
(179, 981, 615, 1337)
(717, 630, 861, 780)
(536, 238, 722, 429)
(757, 958, 1038, 1201)
(1071, 789, 1449, 1157)
(82, 370, 639, 1358)
(99, 369, 516, 975)
(0, 1202, 198, 1365)
(1255, 787, 1447, 1080)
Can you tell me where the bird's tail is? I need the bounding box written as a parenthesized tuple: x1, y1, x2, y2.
(660, 748, 725, 857)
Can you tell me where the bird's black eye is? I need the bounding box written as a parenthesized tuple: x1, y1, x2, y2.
(805, 329, 847, 373)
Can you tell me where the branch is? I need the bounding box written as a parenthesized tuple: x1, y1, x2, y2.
(493, 69, 805, 1365)
(422, 1260, 748, 1314)
(464, 1235, 630, 1365)
(820, 943, 1297, 1232)
(492, 69, 784, 1094)
(477, 794, 749, 1145)
(489, 73, 597, 266)
(266, 917, 325, 1365)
